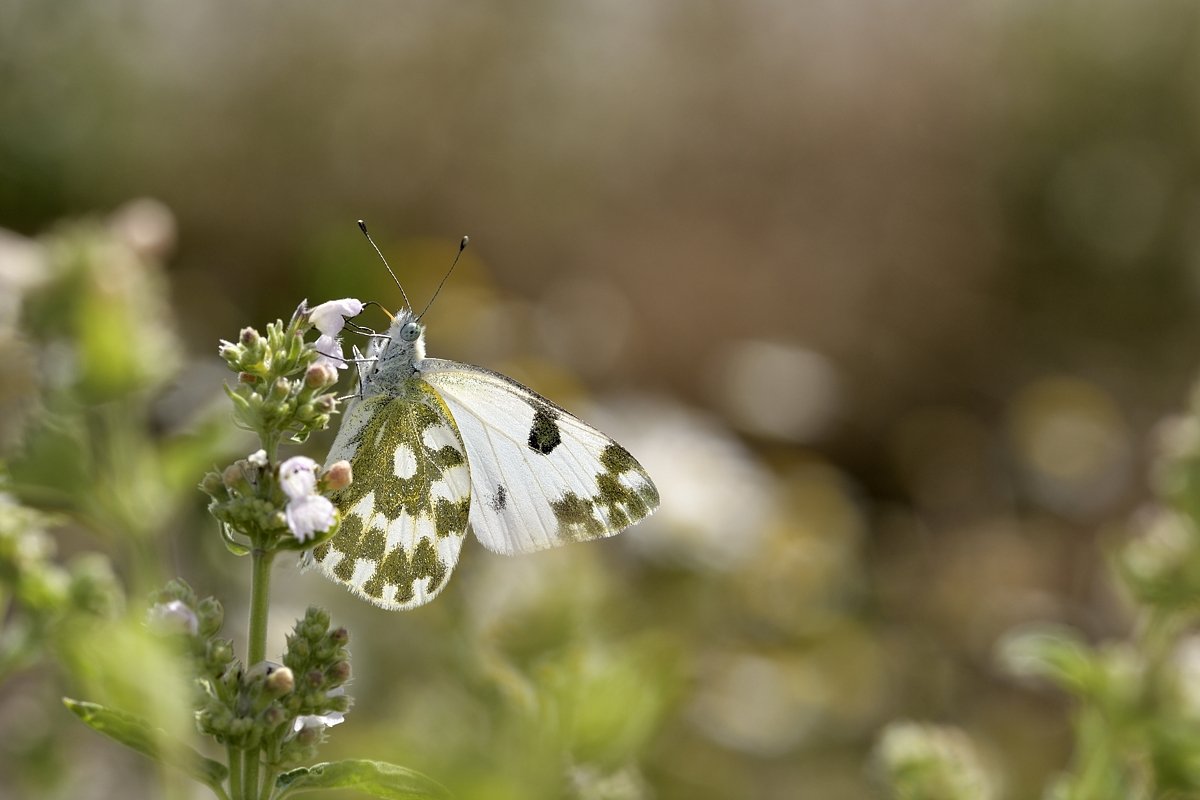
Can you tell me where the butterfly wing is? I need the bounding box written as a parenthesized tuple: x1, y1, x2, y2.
(417, 358, 659, 555)
(313, 380, 472, 609)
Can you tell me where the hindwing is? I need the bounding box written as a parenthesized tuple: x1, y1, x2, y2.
(313, 380, 471, 609)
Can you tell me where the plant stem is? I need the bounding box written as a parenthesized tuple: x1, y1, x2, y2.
(228, 745, 243, 800)
(258, 766, 280, 800)
(243, 547, 276, 797)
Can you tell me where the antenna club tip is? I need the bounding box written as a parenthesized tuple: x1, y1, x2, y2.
(357, 219, 368, 233)
(460, 235, 469, 249)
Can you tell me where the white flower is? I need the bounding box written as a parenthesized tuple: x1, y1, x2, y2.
(285, 495, 337, 542)
(292, 711, 345, 734)
(309, 298, 363, 336)
(313, 333, 348, 370)
(279, 456, 319, 500)
(278, 456, 336, 541)
(247, 449, 268, 467)
(147, 599, 199, 636)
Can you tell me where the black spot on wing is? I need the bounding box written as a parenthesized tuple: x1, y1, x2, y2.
(488, 484, 508, 512)
(527, 405, 562, 455)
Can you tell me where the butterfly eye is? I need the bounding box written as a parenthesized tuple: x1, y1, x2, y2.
(400, 321, 422, 342)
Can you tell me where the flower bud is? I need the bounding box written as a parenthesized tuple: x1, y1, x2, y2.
(147, 599, 199, 636)
(196, 597, 224, 637)
(262, 705, 286, 728)
(306, 669, 325, 689)
(270, 378, 291, 401)
(239, 372, 258, 384)
(239, 327, 261, 347)
(266, 666, 295, 697)
(222, 463, 245, 491)
(305, 362, 339, 389)
(200, 471, 224, 496)
(327, 660, 351, 683)
(324, 462, 353, 492)
(315, 395, 336, 414)
(329, 626, 350, 646)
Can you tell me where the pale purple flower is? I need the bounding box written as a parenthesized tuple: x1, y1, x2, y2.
(147, 599, 199, 636)
(291, 687, 348, 734)
(279, 456, 319, 500)
(313, 333, 348, 370)
(285, 495, 337, 542)
(309, 298, 364, 336)
(278, 456, 335, 541)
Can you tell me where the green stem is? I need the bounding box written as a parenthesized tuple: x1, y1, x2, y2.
(243, 548, 276, 797)
(258, 766, 280, 800)
(248, 549, 275, 665)
(228, 745, 243, 800)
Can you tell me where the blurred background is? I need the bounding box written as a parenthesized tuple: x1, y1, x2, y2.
(4, 1, 1200, 798)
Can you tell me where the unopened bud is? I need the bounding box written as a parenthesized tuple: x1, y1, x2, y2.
(305, 362, 338, 389)
(324, 462, 352, 492)
(147, 599, 199, 636)
(262, 706, 286, 728)
(200, 471, 224, 496)
(239, 327, 261, 347)
(239, 372, 258, 384)
(327, 661, 351, 683)
(266, 666, 295, 696)
(270, 378, 291, 401)
(221, 463, 245, 491)
(315, 394, 336, 413)
(307, 669, 324, 689)
(329, 626, 350, 646)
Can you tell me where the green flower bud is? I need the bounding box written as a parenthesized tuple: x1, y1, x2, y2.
(239, 327, 261, 347)
(327, 660, 351, 684)
(200, 471, 224, 497)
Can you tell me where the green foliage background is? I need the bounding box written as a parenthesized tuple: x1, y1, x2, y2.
(5, 2, 1200, 798)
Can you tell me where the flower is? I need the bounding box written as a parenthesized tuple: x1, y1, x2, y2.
(308, 298, 362, 370)
(313, 334, 346, 370)
(279, 457, 319, 499)
(278, 456, 336, 541)
(147, 599, 199, 636)
(291, 687, 348, 734)
(247, 449, 268, 467)
(309, 298, 364, 336)
(286, 496, 336, 542)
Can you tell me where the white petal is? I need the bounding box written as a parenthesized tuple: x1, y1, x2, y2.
(147, 599, 199, 636)
(247, 449, 268, 467)
(286, 495, 336, 541)
(279, 456, 319, 500)
(314, 334, 348, 370)
(309, 298, 364, 336)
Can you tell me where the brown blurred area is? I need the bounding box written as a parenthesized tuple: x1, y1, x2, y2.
(4, 1, 1200, 797)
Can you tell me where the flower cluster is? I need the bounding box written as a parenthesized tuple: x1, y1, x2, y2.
(200, 450, 349, 552)
(149, 581, 352, 761)
(218, 302, 343, 448)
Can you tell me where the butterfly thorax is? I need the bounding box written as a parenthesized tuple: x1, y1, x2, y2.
(362, 310, 426, 398)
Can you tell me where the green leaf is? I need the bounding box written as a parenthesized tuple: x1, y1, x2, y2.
(275, 760, 452, 799)
(220, 523, 251, 556)
(63, 698, 228, 790)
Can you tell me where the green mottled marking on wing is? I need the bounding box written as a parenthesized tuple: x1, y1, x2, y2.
(314, 379, 470, 607)
(551, 443, 659, 541)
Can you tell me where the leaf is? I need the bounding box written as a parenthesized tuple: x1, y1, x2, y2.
(63, 698, 228, 790)
(275, 760, 452, 799)
(220, 523, 251, 556)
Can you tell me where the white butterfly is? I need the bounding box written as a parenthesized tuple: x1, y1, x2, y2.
(309, 254, 658, 610)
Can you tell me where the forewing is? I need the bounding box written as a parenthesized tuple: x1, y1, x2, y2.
(418, 358, 659, 555)
(313, 381, 471, 609)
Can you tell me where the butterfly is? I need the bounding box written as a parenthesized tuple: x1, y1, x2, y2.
(309, 230, 659, 609)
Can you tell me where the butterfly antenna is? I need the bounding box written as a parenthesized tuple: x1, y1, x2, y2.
(358, 220, 412, 311)
(418, 236, 469, 320)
